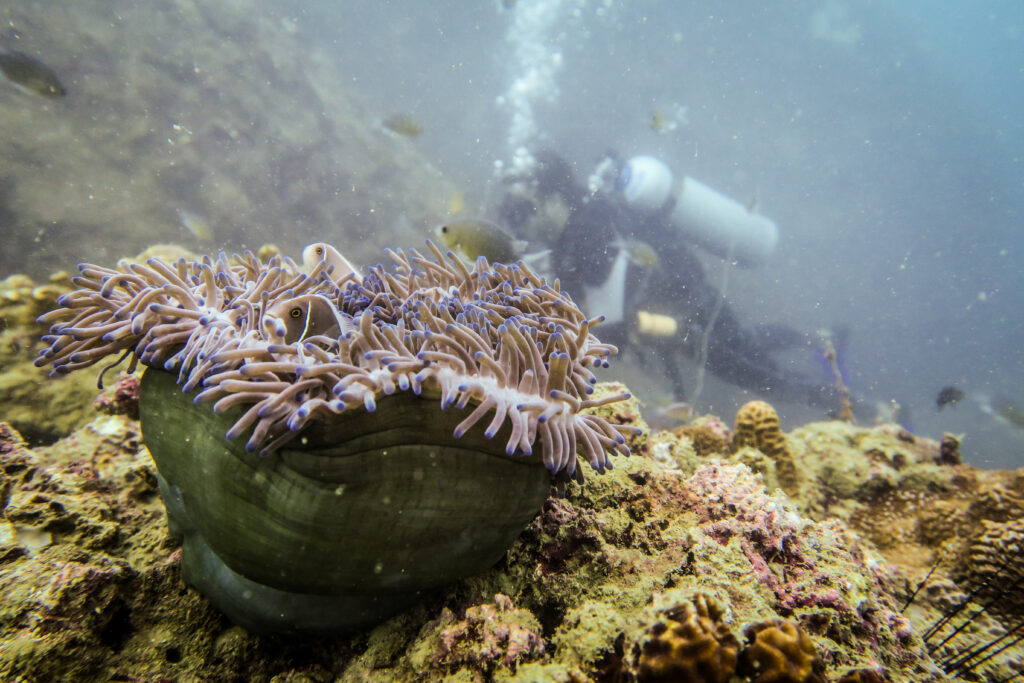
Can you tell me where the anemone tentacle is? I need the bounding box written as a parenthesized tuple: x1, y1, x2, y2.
(36, 241, 639, 476)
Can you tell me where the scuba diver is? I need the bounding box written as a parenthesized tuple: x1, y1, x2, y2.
(496, 150, 846, 413)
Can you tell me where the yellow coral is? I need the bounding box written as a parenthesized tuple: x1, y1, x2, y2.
(733, 400, 799, 494)
(630, 594, 740, 683)
(739, 619, 826, 683)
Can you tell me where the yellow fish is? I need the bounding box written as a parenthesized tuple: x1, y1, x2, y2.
(621, 239, 659, 269)
(178, 210, 214, 242)
(649, 107, 671, 133)
(381, 113, 423, 138)
(436, 219, 526, 264)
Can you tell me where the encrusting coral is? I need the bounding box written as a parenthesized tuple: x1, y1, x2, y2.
(431, 593, 546, 673)
(954, 518, 1024, 617)
(626, 593, 740, 683)
(733, 400, 800, 494)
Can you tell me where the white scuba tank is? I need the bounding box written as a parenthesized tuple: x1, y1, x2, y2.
(619, 155, 778, 267)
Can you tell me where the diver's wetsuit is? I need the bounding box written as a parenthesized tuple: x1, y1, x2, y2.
(502, 152, 841, 411)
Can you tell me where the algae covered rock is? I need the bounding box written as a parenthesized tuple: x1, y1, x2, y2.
(2, 393, 1022, 680)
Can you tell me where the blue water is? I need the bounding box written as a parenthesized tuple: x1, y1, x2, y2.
(307, 0, 1024, 466)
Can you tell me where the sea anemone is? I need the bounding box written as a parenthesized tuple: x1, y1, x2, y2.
(34, 241, 640, 634)
(35, 241, 635, 480)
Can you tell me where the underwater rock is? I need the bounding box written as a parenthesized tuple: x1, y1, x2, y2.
(0, 272, 98, 444)
(1, 1, 460, 280)
(672, 423, 729, 458)
(836, 669, 886, 683)
(92, 373, 140, 420)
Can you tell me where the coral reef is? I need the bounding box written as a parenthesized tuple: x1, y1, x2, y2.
(733, 400, 800, 494)
(3, 304, 1024, 681)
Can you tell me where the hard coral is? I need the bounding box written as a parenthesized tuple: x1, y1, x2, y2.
(733, 400, 799, 494)
(673, 425, 729, 458)
(955, 517, 1024, 617)
(739, 618, 826, 683)
(628, 593, 740, 683)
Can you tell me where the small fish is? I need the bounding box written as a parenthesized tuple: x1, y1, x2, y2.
(302, 242, 363, 285)
(0, 48, 65, 98)
(936, 385, 965, 410)
(658, 401, 694, 423)
(178, 210, 214, 242)
(266, 294, 352, 344)
(648, 103, 688, 133)
(619, 239, 659, 269)
(635, 310, 678, 337)
(381, 113, 423, 139)
(436, 219, 526, 264)
(649, 107, 674, 133)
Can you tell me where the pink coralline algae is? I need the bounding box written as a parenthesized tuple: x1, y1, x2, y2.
(435, 593, 546, 671)
(682, 464, 877, 615)
(91, 373, 141, 420)
(0, 422, 26, 456)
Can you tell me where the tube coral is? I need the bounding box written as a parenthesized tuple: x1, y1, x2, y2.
(35, 241, 636, 479)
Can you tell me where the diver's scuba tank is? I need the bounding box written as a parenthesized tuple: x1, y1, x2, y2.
(618, 155, 778, 267)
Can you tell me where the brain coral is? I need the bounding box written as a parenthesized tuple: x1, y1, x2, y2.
(738, 618, 826, 683)
(628, 593, 740, 683)
(733, 400, 799, 494)
(955, 517, 1024, 618)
